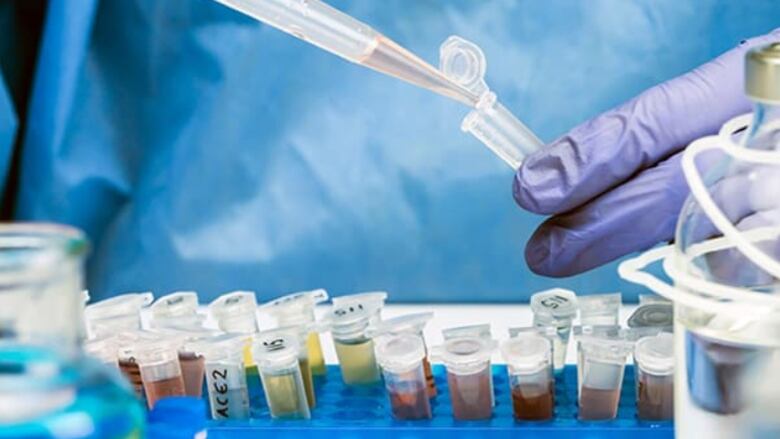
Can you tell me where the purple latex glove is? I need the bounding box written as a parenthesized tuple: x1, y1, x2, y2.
(514, 28, 780, 277)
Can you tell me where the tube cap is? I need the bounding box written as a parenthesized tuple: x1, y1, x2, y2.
(627, 304, 673, 328)
(500, 334, 551, 374)
(208, 291, 258, 334)
(366, 312, 433, 339)
(634, 333, 674, 375)
(259, 289, 328, 325)
(433, 336, 495, 373)
(442, 323, 492, 341)
(150, 292, 199, 320)
(530, 288, 578, 322)
(746, 43, 780, 103)
(374, 333, 425, 374)
(331, 291, 387, 318)
(327, 303, 372, 338)
(252, 331, 300, 370)
(85, 292, 154, 320)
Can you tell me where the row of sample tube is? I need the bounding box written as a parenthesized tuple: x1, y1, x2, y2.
(80, 288, 674, 422)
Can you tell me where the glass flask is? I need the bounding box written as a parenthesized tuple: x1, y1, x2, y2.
(0, 223, 144, 438)
(672, 43, 780, 437)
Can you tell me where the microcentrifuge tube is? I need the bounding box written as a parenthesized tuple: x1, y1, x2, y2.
(208, 290, 261, 383)
(634, 333, 674, 420)
(501, 334, 554, 421)
(432, 336, 495, 420)
(135, 339, 187, 409)
(253, 332, 311, 419)
(367, 312, 436, 397)
(576, 334, 630, 421)
(189, 334, 250, 420)
(329, 304, 381, 385)
(530, 288, 578, 374)
(260, 325, 316, 408)
(375, 334, 432, 420)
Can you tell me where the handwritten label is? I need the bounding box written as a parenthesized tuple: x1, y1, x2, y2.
(211, 367, 230, 419)
(540, 295, 570, 310)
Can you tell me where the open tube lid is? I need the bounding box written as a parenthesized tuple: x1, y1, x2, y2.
(85, 292, 154, 320)
(150, 291, 199, 320)
(259, 289, 328, 326)
(366, 312, 433, 339)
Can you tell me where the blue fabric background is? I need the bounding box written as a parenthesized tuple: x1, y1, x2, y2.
(6, 0, 780, 302)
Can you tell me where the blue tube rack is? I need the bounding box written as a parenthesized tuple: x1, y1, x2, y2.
(204, 364, 673, 438)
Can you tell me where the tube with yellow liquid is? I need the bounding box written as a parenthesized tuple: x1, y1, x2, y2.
(259, 289, 329, 376)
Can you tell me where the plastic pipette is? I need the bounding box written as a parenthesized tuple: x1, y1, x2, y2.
(213, 0, 543, 169)
(214, 0, 477, 106)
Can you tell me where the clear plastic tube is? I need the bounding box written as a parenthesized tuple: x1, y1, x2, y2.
(501, 334, 554, 421)
(576, 334, 630, 421)
(375, 334, 432, 420)
(135, 339, 186, 409)
(252, 332, 311, 419)
(530, 288, 578, 373)
(189, 335, 250, 420)
(431, 336, 495, 420)
(259, 289, 328, 376)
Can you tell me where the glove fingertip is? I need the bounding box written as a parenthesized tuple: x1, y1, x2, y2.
(513, 166, 561, 215)
(525, 226, 573, 278)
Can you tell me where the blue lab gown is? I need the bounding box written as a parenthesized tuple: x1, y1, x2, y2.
(2, 0, 779, 302)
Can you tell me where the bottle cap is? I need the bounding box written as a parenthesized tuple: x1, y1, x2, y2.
(150, 291, 200, 325)
(259, 289, 328, 326)
(432, 336, 495, 374)
(627, 303, 674, 328)
(442, 323, 491, 340)
(500, 333, 551, 374)
(746, 42, 780, 103)
(634, 332, 674, 375)
(366, 312, 433, 339)
(374, 333, 425, 374)
(208, 291, 258, 334)
(531, 288, 578, 323)
(252, 331, 300, 370)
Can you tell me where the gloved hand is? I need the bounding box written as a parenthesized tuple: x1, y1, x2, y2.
(513, 28, 780, 277)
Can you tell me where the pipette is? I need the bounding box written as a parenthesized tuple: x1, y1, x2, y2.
(214, 0, 543, 169)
